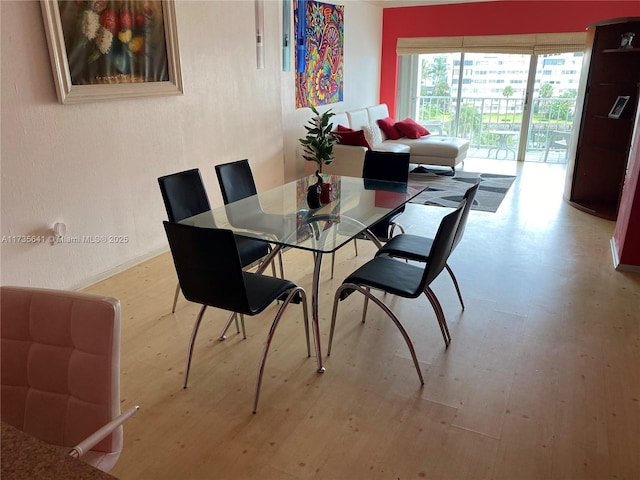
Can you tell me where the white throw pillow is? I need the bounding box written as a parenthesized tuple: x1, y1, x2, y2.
(363, 122, 383, 147)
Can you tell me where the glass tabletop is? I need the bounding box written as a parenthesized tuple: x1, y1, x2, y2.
(180, 174, 427, 254)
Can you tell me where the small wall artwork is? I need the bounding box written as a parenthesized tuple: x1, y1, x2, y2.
(294, 0, 344, 108)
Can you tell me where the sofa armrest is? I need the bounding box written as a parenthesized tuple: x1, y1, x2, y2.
(324, 144, 367, 177)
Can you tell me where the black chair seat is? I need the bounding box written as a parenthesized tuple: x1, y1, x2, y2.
(368, 211, 403, 240)
(236, 236, 270, 266)
(378, 233, 433, 262)
(243, 273, 299, 314)
(342, 256, 425, 300)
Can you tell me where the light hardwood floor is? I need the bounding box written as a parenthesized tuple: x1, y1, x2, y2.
(84, 159, 640, 480)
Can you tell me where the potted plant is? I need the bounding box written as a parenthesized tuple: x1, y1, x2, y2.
(299, 106, 338, 208)
(299, 106, 338, 174)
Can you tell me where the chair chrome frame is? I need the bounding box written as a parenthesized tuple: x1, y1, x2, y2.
(184, 286, 310, 414)
(327, 200, 467, 384)
(376, 181, 480, 310)
(163, 221, 312, 413)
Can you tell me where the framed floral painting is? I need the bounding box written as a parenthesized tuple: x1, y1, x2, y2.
(40, 0, 183, 104)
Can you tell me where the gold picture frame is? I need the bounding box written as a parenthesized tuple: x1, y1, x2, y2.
(40, 0, 183, 104)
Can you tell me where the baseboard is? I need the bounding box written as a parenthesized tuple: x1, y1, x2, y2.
(615, 263, 640, 273)
(72, 246, 169, 291)
(610, 237, 640, 272)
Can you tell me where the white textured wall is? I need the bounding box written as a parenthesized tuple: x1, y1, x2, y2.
(1, 0, 381, 289)
(283, 0, 382, 180)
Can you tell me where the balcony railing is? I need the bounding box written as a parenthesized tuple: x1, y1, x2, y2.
(417, 95, 576, 161)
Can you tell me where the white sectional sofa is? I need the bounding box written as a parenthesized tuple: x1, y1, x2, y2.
(323, 104, 469, 177)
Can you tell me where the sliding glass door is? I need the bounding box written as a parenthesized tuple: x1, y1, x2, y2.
(398, 50, 583, 163)
(523, 52, 582, 163)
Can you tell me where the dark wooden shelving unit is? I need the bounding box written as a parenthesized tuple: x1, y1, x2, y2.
(602, 48, 640, 53)
(565, 18, 640, 220)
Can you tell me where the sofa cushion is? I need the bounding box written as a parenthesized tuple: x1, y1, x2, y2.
(394, 118, 430, 139)
(386, 136, 469, 158)
(330, 112, 350, 131)
(372, 142, 410, 154)
(377, 117, 402, 140)
(346, 108, 370, 131)
(363, 122, 383, 147)
(367, 104, 391, 124)
(335, 129, 372, 150)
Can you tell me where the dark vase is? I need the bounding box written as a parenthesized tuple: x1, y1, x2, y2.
(307, 170, 323, 209)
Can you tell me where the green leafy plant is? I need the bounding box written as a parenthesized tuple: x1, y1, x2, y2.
(299, 106, 338, 173)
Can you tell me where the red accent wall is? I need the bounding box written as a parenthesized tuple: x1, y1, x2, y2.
(381, 1, 640, 114)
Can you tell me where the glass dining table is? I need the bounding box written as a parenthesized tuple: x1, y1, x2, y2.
(179, 173, 428, 374)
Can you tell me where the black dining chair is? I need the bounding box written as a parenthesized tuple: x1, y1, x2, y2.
(376, 180, 480, 310)
(158, 169, 276, 319)
(330, 151, 410, 278)
(327, 198, 467, 383)
(215, 159, 285, 278)
(162, 221, 311, 413)
(362, 150, 411, 240)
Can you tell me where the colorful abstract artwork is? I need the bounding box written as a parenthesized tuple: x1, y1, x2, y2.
(294, 0, 344, 108)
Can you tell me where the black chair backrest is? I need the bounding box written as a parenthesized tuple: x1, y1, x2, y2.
(420, 198, 467, 289)
(158, 169, 211, 222)
(362, 151, 410, 183)
(215, 159, 257, 205)
(452, 181, 480, 252)
(362, 151, 410, 239)
(163, 221, 250, 313)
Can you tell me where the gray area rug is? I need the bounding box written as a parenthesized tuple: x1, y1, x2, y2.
(409, 170, 516, 213)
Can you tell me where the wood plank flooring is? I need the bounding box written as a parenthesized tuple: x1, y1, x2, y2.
(83, 159, 640, 480)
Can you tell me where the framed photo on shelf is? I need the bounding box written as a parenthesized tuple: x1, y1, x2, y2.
(608, 95, 630, 119)
(40, 0, 183, 104)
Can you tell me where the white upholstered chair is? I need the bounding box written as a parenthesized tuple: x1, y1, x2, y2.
(0, 286, 138, 472)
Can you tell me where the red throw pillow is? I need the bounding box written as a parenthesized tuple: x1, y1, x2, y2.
(335, 129, 372, 150)
(377, 117, 402, 140)
(394, 118, 430, 139)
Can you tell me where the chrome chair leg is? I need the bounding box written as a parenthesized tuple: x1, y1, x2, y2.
(171, 283, 181, 313)
(218, 312, 241, 341)
(424, 287, 451, 347)
(330, 238, 358, 280)
(445, 263, 465, 310)
(277, 250, 285, 279)
(184, 304, 208, 388)
(253, 287, 309, 413)
(239, 313, 246, 340)
(327, 291, 340, 357)
(270, 251, 277, 278)
(330, 251, 336, 279)
(329, 283, 424, 385)
(361, 286, 370, 324)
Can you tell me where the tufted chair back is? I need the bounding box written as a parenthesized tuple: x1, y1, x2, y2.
(1, 286, 123, 472)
